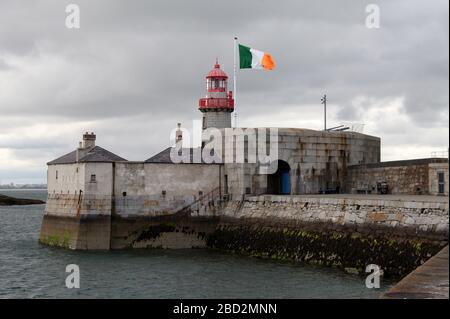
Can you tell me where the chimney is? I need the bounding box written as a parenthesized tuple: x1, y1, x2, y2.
(175, 123, 182, 143)
(76, 132, 96, 162)
(83, 132, 96, 149)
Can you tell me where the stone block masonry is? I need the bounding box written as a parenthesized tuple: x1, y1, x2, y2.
(346, 158, 448, 195)
(202, 111, 231, 129)
(222, 195, 449, 240)
(208, 194, 448, 277)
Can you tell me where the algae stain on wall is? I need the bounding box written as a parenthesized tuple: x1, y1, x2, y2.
(207, 225, 445, 278)
(39, 230, 72, 249)
(129, 223, 208, 249)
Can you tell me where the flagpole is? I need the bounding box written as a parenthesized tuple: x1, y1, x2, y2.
(233, 36, 238, 128)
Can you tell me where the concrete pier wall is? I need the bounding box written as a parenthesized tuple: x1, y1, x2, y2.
(40, 191, 448, 277)
(382, 245, 449, 299)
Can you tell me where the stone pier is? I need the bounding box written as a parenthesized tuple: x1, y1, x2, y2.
(382, 245, 449, 299)
(210, 194, 448, 277)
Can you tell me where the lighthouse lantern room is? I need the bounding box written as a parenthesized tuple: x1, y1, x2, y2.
(199, 59, 234, 129)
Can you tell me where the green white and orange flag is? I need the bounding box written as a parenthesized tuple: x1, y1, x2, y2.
(238, 44, 275, 70)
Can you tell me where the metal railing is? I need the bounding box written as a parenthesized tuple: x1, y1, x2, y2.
(175, 186, 225, 215)
(198, 98, 234, 109)
(431, 150, 449, 158)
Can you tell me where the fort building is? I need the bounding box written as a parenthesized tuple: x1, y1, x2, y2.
(40, 61, 448, 258)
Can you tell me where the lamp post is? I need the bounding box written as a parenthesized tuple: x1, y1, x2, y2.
(321, 94, 327, 131)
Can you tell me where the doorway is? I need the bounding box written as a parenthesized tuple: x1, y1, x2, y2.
(267, 160, 291, 194)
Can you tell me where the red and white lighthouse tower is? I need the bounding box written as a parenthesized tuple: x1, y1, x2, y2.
(198, 59, 234, 129)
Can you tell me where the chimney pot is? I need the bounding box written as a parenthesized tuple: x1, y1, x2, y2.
(176, 123, 183, 143)
(82, 131, 96, 148)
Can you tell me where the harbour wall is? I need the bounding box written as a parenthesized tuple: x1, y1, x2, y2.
(220, 195, 449, 240)
(209, 195, 448, 277)
(40, 189, 448, 277)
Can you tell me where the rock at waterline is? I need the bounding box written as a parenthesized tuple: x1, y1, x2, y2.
(0, 194, 45, 206)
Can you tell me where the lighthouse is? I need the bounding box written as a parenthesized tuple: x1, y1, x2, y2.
(198, 59, 234, 129)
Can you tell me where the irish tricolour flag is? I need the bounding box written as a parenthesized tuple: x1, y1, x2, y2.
(238, 44, 275, 70)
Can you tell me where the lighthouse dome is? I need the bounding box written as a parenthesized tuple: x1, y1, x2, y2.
(206, 61, 228, 78)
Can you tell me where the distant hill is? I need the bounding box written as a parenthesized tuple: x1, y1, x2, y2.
(0, 194, 45, 206)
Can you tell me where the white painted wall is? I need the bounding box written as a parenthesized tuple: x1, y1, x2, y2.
(47, 163, 114, 196)
(47, 164, 85, 195)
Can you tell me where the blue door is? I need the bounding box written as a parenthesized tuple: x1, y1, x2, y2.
(281, 171, 291, 194)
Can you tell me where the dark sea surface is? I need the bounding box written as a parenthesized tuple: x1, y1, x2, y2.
(0, 189, 393, 298)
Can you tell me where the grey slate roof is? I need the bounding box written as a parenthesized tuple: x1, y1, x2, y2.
(145, 147, 174, 163)
(48, 146, 127, 165)
(145, 147, 221, 164)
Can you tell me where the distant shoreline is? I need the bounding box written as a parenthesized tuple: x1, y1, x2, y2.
(0, 188, 46, 191)
(0, 194, 45, 206)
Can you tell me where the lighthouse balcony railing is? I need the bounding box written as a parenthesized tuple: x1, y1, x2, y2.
(198, 98, 234, 109)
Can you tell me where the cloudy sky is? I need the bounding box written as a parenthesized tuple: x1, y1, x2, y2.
(0, 0, 448, 184)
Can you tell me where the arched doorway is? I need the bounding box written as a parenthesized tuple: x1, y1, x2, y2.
(267, 160, 291, 194)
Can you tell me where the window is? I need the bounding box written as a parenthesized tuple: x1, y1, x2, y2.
(224, 175, 228, 195)
(56, 170, 58, 180)
(438, 172, 445, 194)
(90, 174, 96, 182)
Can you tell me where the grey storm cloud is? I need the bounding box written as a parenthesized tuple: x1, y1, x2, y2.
(0, 0, 448, 183)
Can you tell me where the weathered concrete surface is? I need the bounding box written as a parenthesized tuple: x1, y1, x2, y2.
(382, 246, 449, 299)
(114, 162, 223, 217)
(39, 214, 111, 249)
